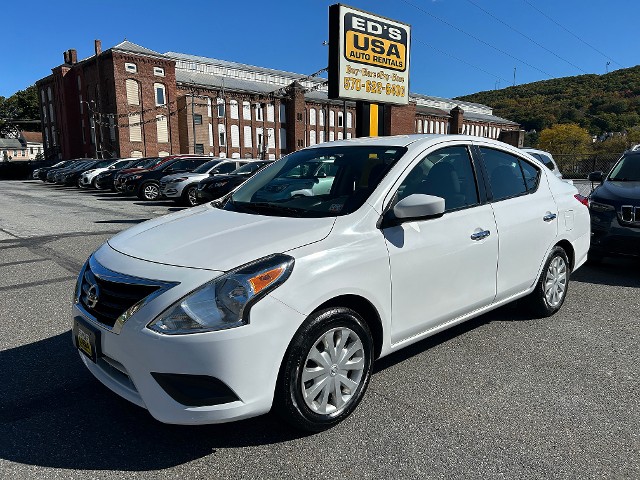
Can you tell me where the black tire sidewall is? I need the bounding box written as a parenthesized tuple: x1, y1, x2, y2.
(275, 307, 374, 432)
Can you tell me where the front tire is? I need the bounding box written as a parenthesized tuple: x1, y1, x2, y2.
(274, 307, 374, 432)
(181, 185, 199, 207)
(525, 246, 570, 317)
(138, 182, 160, 201)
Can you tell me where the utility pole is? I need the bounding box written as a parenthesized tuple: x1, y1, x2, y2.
(513, 67, 516, 87)
(606, 61, 611, 74)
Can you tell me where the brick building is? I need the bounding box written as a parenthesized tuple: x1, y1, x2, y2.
(36, 40, 521, 161)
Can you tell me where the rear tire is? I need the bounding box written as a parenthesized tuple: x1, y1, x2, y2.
(273, 307, 374, 432)
(524, 246, 570, 317)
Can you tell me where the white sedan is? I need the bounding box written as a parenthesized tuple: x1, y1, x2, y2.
(72, 135, 590, 431)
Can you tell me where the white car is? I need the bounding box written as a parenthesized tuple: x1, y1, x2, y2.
(521, 148, 563, 179)
(79, 158, 135, 188)
(159, 159, 249, 206)
(72, 135, 590, 431)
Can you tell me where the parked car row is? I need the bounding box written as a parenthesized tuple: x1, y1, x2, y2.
(32, 154, 273, 206)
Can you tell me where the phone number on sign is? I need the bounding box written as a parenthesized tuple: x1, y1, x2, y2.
(343, 77, 406, 97)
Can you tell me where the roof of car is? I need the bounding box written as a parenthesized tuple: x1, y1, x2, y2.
(308, 134, 508, 149)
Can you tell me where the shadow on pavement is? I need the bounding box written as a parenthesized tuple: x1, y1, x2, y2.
(572, 258, 640, 288)
(0, 332, 304, 472)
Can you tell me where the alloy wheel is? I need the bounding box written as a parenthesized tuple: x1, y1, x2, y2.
(143, 184, 159, 200)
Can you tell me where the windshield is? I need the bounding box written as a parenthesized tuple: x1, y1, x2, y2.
(609, 154, 640, 181)
(227, 146, 407, 217)
(193, 159, 221, 173)
(232, 162, 269, 175)
(139, 157, 163, 169)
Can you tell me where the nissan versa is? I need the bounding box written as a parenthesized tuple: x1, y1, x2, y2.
(72, 135, 590, 431)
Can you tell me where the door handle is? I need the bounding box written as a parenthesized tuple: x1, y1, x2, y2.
(470, 230, 491, 241)
(543, 213, 557, 222)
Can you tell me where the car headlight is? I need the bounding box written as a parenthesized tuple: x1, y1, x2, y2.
(588, 199, 615, 212)
(147, 254, 294, 335)
(170, 177, 189, 183)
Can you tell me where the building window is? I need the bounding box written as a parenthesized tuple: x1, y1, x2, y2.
(267, 103, 274, 122)
(154, 83, 166, 106)
(47, 87, 52, 102)
(230, 100, 239, 119)
(319, 109, 324, 126)
(126, 79, 139, 106)
(309, 130, 316, 146)
(194, 144, 204, 154)
(243, 126, 252, 148)
(40, 89, 45, 103)
(296, 112, 303, 122)
(329, 111, 335, 127)
(30, 147, 34, 154)
(129, 114, 142, 142)
(279, 128, 286, 150)
(157, 115, 169, 143)
(131, 150, 143, 158)
(243, 101, 251, 120)
(109, 115, 116, 142)
(279, 104, 286, 124)
(125, 63, 137, 73)
(319, 130, 325, 143)
(347, 112, 352, 128)
(153, 66, 165, 77)
(193, 114, 203, 125)
(231, 124, 240, 148)
(256, 104, 263, 121)
(309, 108, 316, 126)
(256, 127, 264, 152)
(338, 112, 344, 128)
(217, 98, 225, 118)
(218, 124, 226, 146)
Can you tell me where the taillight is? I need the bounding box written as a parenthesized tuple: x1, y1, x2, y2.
(574, 194, 588, 206)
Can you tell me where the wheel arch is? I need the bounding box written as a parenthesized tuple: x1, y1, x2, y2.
(555, 238, 575, 270)
(312, 294, 384, 359)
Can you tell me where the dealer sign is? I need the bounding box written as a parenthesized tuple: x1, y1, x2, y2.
(328, 4, 411, 105)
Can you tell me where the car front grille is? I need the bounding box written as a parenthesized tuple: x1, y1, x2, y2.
(620, 206, 640, 226)
(79, 262, 161, 328)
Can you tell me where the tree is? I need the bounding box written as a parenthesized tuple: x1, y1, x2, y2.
(537, 123, 592, 156)
(0, 85, 40, 137)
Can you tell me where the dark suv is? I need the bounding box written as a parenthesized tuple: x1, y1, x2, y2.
(118, 155, 210, 200)
(196, 161, 272, 204)
(588, 149, 640, 261)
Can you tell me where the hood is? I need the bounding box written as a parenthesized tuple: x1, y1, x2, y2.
(107, 205, 336, 271)
(200, 173, 246, 185)
(594, 180, 640, 204)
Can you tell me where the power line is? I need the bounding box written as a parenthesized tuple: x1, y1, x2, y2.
(463, 0, 588, 74)
(521, 0, 624, 68)
(398, 0, 553, 78)
(412, 37, 510, 85)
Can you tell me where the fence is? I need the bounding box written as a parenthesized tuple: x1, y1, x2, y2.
(0, 160, 57, 180)
(553, 153, 622, 179)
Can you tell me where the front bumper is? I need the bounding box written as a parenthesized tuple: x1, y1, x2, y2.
(71, 248, 305, 425)
(159, 181, 186, 199)
(590, 210, 640, 257)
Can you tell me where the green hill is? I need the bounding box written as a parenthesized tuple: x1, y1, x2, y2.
(456, 66, 640, 134)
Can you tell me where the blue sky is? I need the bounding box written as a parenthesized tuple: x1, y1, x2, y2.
(1, 0, 637, 99)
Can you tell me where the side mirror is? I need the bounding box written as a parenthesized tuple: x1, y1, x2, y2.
(380, 194, 445, 228)
(588, 171, 603, 183)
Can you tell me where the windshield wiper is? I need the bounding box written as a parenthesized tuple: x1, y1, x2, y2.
(243, 202, 303, 217)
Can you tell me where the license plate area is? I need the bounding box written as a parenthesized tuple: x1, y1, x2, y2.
(73, 316, 101, 363)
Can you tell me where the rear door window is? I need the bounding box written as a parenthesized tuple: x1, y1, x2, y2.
(480, 147, 540, 201)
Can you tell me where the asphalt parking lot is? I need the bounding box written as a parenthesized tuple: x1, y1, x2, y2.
(1, 180, 638, 479)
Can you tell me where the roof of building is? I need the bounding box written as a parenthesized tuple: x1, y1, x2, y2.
(304, 90, 356, 107)
(0, 138, 24, 149)
(111, 41, 166, 58)
(416, 105, 450, 117)
(411, 92, 491, 113)
(166, 51, 325, 83)
(175, 70, 278, 95)
(20, 131, 43, 144)
(463, 111, 519, 126)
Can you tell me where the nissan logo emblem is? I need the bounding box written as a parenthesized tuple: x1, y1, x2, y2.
(86, 282, 100, 309)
